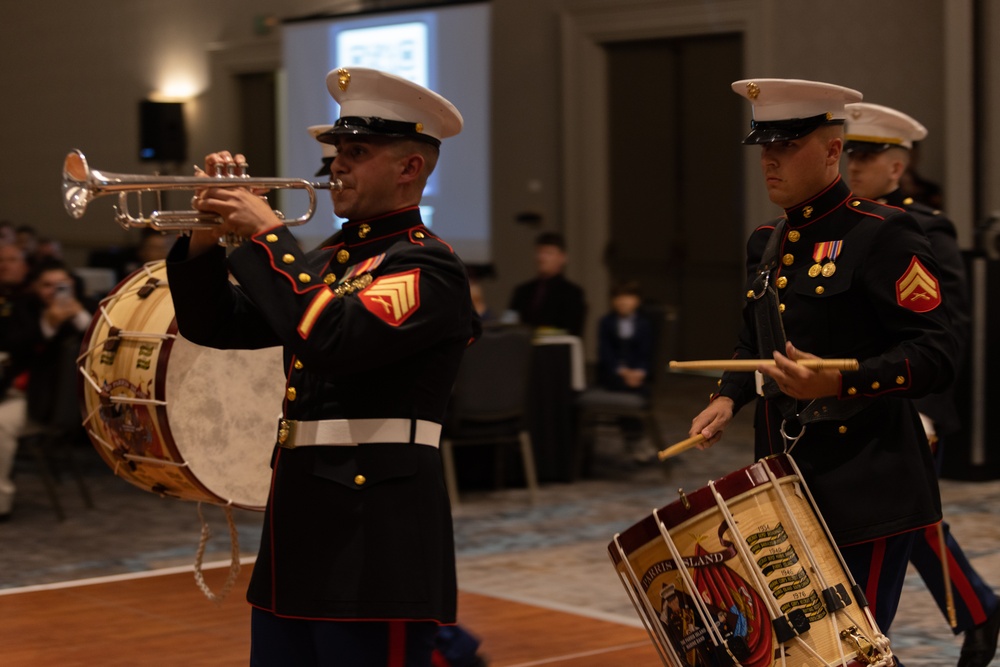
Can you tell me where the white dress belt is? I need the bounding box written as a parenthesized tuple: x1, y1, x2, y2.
(276, 418, 442, 449)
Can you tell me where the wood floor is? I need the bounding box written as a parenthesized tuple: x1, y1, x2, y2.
(0, 565, 661, 666)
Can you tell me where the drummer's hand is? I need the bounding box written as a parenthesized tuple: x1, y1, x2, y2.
(758, 341, 840, 400)
(690, 396, 734, 448)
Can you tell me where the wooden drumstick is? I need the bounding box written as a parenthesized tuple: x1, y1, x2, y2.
(669, 359, 859, 372)
(937, 521, 958, 629)
(657, 433, 708, 461)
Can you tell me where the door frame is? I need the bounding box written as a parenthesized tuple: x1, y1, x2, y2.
(558, 0, 769, 355)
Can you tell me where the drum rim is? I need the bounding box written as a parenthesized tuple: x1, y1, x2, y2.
(609, 454, 797, 562)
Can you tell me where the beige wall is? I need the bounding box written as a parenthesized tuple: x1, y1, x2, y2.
(0, 0, 988, 304)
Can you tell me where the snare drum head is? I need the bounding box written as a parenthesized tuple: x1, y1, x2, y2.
(79, 261, 284, 510)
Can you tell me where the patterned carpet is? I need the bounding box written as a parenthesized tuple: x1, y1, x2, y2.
(2, 373, 999, 666)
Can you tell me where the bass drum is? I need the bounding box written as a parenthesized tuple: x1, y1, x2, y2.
(78, 261, 284, 510)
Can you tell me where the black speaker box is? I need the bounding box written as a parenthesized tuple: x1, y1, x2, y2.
(139, 101, 186, 163)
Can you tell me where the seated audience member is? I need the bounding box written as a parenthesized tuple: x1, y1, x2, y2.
(6, 259, 96, 432)
(594, 280, 656, 462)
(466, 264, 496, 322)
(508, 232, 586, 335)
(14, 225, 39, 265)
(120, 228, 175, 277)
(34, 237, 64, 262)
(0, 221, 16, 245)
(0, 242, 30, 520)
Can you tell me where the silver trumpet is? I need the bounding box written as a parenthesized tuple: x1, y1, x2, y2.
(62, 149, 342, 231)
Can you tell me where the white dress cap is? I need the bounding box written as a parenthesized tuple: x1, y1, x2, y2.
(307, 124, 337, 177)
(320, 67, 463, 147)
(731, 78, 863, 144)
(307, 125, 337, 158)
(844, 102, 927, 150)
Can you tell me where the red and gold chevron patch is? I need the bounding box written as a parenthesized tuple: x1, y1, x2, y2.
(358, 269, 421, 326)
(896, 256, 941, 312)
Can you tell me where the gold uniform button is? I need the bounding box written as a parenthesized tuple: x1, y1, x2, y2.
(787, 230, 800, 242)
(815, 286, 825, 295)
(294, 360, 303, 370)
(847, 387, 857, 396)
(895, 376, 905, 385)
(354, 474, 366, 486)
(746, 290, 754, 299)
(282, 254, 295, 264)
(782, 253, 794, 266)
(851, 200, 861, 207)
(778, 303, 786, 313)
(298, 273, 312, 283)
(323, 273, 337, 284)
(414, 231, 425, 239)
(337, 249, 350, 264)
(871, 381, 880, 390)
(286, 387, 297, 401)
(776, 276, 788, 289)
(265, 234, 278, 243)
(838, 425, 848, 434)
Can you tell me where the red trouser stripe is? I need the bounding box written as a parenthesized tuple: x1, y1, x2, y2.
(388, 621, 406, 667)
(865, 538, 887, 620)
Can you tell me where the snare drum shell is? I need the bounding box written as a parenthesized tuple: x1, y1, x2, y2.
(610, 455, 886, 667)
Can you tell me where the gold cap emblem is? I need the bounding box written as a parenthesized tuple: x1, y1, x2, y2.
(337, 68, 351, 92)
(746, 82, 760, 100)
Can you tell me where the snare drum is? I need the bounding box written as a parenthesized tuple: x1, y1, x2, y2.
(78, 261, 285, 510)
(609, 454, 893, 667)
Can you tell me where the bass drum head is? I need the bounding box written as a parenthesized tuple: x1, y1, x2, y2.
(163, 336, 283, 510)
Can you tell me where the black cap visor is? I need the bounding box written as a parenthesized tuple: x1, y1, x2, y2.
(318, 116, 441, 147)
(314, 156, 334, 178)
(742, 114, 843, 145)
(844, 140, 899, 155)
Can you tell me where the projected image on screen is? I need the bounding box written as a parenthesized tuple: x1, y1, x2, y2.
(282, 2, 490, 262)
(336, 23, 428, 86)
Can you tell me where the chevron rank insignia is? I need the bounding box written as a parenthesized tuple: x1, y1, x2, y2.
(896, 256, 941, 312)
(359, 269, 421, 326)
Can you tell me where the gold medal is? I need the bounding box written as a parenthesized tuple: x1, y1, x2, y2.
(821, 262, 837, 278)
(808, 263, 822, 278)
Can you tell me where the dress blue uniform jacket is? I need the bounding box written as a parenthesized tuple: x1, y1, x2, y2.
(166, 206, 479, 622)
(879, 188, 969, 437)
(715, 178, 957, 546)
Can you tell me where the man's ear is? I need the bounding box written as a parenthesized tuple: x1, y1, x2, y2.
(826, 137, 843, 165)
(398, 153, 425, 183)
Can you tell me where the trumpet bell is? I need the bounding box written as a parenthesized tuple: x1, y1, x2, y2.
(63, 149, 93, 219)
